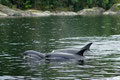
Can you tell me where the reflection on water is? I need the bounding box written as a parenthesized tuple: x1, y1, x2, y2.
(0, 16, 120, 80)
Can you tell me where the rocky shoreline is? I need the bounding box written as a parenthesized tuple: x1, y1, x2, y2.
(0, 3, 120, 17)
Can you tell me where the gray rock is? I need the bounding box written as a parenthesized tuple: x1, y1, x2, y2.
(103, 10, 117, 15)
(0, 4, 33, 17)
(32, 12, 51, 16)
(52, 11, 77, 16)
(21, 11, 33, 16)
(0, 4, 22, 16)
(29, 10, 77, 16)
(1, 4, 120, 17)
(77, 7, 105, 16)
(26, 10, 51, 16)
(0, 11, 7, 16)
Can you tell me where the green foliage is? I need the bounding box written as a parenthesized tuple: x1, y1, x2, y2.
(0, 0, 119, 11)
(0, 0, 9, 5)
(24, 0, 32, 9)
(114, 0, 120, 3)
(0, 0, 12, 7)
(55, 7, 68, 11)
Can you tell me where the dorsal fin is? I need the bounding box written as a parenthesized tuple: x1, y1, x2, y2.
(76, 43, 92, 56)
(81, 42, 92, 50)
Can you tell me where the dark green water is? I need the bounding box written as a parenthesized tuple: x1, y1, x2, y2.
(0, 16, 120, 80)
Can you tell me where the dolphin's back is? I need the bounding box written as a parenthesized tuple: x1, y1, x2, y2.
(46, 52, 84, 61)
(52, 49, 79, 54)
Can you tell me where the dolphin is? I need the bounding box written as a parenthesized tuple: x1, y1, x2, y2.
(23, 43, 92, 61)
(45, 43, 92, 61)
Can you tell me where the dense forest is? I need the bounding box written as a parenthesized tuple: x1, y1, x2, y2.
(0, 0, 120, 11)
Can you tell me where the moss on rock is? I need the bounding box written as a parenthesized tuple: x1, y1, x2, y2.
(110, 3, 120, 11)
(77, 7, 105, 16)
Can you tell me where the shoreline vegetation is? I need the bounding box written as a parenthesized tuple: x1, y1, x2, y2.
(0, 3, 120, 17)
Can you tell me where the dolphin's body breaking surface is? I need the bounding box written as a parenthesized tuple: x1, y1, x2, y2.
(23, 43, 92, 61)
(23, 50, 45, 60)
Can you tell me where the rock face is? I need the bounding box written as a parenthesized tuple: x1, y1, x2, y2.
(0, 4, 120, 17)
(0, 4, 33, 16)
(27, 10, 51, 16)
(52, 11, 77, 16)
(103, 10, 117, 15)
(25, 10, 77, 16)
(103, 3, 120, 15)
(0, 4, 22, 16)
(77, 7, 105, 16)
(0, 11, 7, 16)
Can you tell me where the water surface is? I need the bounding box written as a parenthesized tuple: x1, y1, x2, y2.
(0, 16, 120, 80)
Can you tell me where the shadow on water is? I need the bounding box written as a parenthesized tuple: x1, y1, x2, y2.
(0, 15, 120, 79)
